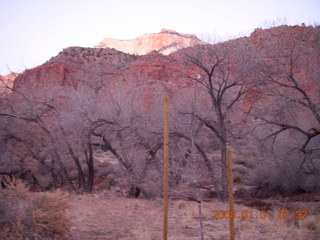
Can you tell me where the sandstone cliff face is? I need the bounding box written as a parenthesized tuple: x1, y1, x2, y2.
(14, 47, 139, 91)
(95, 29, 204, 55)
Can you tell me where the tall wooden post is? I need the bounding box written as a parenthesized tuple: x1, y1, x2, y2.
(163, 96, 169, 240)
(227, 150, 235, 240)
(198, 202, 204, 240)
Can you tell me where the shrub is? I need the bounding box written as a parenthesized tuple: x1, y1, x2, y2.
(233, 163, 249, 183)
(300, 215, 320, 231)
(0, 178, 70, 240)
(248, 158, 320, 197)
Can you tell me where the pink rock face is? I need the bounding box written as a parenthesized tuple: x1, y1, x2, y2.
(95, 29, 204, 55)
(13, 63, 80, 90)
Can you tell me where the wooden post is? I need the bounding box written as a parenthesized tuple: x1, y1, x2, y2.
(198, 202, 204, 240)
(163, 96, 169, 240)
(227, 150, 235, 240)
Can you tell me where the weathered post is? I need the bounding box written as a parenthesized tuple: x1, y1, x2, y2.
(163, 96, 169, 240)
(227, 150, 235, 240)
(198, 202, 204, 240)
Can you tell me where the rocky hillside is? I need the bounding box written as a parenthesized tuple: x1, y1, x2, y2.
(11, 25, 320, 112)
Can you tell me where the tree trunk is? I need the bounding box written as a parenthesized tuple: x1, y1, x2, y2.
(58, 123, 86, 191)
(37, 120, 75, 191)
(66, 147, 86, 191)
(85, 136, 94, 193)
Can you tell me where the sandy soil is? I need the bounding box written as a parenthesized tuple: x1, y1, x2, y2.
(65, 193, 319, 240)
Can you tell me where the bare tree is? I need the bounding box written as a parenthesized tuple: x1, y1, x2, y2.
(0, 85, 76, 191)
(256, 27, 319, 160)
(0, 73, 168, 195)
(251, 26, 320, 194)
(0, 81, 102, 192)
(174, 43, 256, 201)
(85, 85, 165, 198)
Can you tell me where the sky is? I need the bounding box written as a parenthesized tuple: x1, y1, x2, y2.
(0, 0, 319, 75)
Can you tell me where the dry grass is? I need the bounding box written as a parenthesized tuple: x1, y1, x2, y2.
(32, 191, 71, 238)
(300, 215, 320, 231)
(1, 178, 318, 239)
(65, 193, 320, 240)
(0, 179, 71, 240)
(4, 175, 30, 198)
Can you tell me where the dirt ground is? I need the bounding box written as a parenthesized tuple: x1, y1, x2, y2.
(65, 193, 320, 240)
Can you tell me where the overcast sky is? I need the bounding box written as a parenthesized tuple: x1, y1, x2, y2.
(0, 0, 319, 75)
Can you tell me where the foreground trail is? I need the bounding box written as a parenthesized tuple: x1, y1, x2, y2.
(66, 194, 319, 240)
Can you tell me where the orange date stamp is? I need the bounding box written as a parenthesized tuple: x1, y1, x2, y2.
(212, 210, 308, 220)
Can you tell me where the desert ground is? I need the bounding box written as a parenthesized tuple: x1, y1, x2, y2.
(65, 192, 320, 240)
